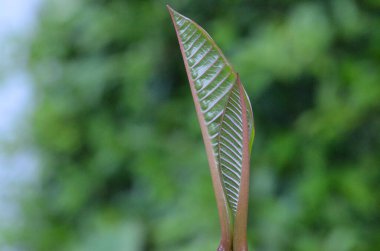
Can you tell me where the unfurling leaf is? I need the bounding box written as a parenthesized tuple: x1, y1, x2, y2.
(168, 6, 254, 251)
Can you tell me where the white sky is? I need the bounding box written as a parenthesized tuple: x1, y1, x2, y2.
(0, 0, 40, 33)
(0, 0, 41, 243)
(0, 0, 40, 135)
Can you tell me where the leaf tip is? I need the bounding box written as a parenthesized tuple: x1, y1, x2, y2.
(166, 4, 179, 17)
(166, 5, 188, 24)
(166, 4, 173, 12)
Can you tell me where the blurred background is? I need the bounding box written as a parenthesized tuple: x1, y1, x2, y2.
(1, 0, 380, 250)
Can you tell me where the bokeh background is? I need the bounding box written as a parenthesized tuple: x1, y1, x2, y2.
(1, 0, 380, 250)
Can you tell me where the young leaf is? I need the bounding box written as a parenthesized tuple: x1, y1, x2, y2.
(168, 6, 254, 251)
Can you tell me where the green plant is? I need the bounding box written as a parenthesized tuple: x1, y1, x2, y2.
(168, 6, 255, 251)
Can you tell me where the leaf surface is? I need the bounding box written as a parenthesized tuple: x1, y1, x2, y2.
(218, 80, 248, 216)
(168, 6, 254, 251)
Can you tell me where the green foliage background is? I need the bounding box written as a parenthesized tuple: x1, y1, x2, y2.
(8, 0, 380, 250)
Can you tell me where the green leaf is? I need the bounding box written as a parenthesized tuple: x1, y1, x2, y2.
(218, 80, 253, 216)
(168, 6, 254, 251)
